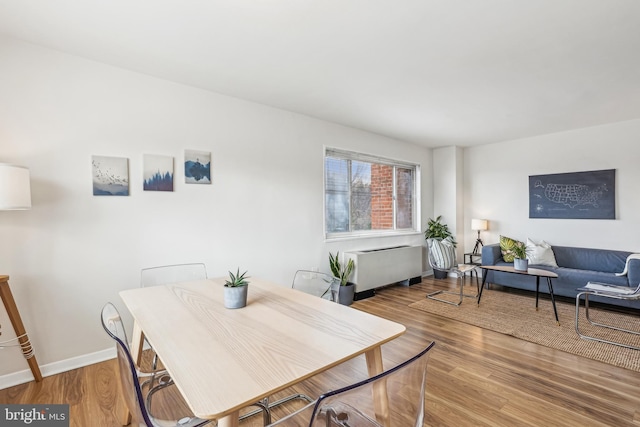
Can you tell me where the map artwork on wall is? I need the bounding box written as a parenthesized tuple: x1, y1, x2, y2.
(529, 169, 615, 219)
(184, 149, 211, 184)
(143, 154, 174, 192)
(92, 155, 129, 196)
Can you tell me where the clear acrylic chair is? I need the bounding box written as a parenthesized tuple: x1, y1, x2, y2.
(267, 342, 435, 426)
(575, 282, 640, 350)
(427, 250, 479, 306)
(101, 302, 213, 427)
(292, 270, 340, 302)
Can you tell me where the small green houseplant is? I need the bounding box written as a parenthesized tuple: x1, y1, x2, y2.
(329, 252, 356, 305)
(511, 242, 529, 271)
(223, 268, 249, 308)
(424, 215, 457, 247)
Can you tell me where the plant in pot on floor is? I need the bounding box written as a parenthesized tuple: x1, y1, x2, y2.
(329, 252, 356, 306)
(223, 268, 249, 309)
(424, 216, 457, 279)
(511, 242, 529, 271)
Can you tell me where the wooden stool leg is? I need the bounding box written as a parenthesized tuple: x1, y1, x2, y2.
(0, 275, 42, 382)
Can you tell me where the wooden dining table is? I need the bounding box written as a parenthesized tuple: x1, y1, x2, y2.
(119, 277, 406, 426)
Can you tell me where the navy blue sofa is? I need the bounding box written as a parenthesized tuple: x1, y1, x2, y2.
(481, 243, 640, 309)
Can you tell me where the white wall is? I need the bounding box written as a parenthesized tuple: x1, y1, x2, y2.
(463, 119, 640, 253)
(0, 36, 433, 385)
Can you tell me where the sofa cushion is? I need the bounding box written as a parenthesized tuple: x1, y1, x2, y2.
(526, 238, 558, 267)
(552, 246, 631, 273)
(500, 235, 523, 262)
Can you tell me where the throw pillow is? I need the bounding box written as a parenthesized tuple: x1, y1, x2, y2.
(525, 238, 559, 267)
(429, 237, 456, 269)
(500, 235, 523, 263)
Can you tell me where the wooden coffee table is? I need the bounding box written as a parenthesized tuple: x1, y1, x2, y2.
(478, 265, 560, 325)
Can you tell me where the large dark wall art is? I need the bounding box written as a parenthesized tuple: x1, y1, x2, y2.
(529, 169, 615, 219)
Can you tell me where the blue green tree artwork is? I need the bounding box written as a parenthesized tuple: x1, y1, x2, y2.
(143, 154, 174, 192)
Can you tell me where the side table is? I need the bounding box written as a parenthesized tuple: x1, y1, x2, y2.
(464, 252, 482, 266)
(0, 275, 42, 381)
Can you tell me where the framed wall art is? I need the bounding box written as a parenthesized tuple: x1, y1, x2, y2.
(529, 169, 615, 219)
(184, 150, 211, 184)
(92, 155, 129, 196)
(143, 154, 174, 192)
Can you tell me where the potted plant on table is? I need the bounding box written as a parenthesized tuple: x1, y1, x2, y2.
(424, 216, 457, 279)
(511, 242, 529, 271)
(329, 252, 356, 306)
(223, 268, 249, 309)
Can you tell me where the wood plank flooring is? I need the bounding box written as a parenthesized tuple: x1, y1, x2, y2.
(2, 277, 640, 426)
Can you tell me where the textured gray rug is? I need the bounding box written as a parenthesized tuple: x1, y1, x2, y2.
(409, 289, 640, 372)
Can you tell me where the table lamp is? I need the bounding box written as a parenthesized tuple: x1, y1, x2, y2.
(0, 163, 41, 381)
(471, 218, 488, 255)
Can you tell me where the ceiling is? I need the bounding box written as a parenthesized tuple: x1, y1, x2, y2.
(1, 0, 639, 148)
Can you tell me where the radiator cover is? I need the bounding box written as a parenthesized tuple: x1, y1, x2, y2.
(344, 245, 423, 294)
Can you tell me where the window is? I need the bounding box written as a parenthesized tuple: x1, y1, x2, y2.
(324, 148, 420, 238)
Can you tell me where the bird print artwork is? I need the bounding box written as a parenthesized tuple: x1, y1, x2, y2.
(92, 156, 129, 196)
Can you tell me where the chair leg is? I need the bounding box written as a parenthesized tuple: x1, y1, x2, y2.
(575, 292, 640, 351)
(427, 273, 477, 306)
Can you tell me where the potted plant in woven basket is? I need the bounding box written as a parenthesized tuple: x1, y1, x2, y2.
(424, 216, 457, 279)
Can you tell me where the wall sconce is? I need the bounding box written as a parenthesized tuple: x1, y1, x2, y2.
(471, 218, 488, 255)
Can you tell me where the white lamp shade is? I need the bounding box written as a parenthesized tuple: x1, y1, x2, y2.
(0, 163, 32, 210)
(471, 218, 488, 231)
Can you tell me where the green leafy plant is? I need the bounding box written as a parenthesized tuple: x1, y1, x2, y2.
(424, 215, 457, 247)
(511, 241, 529, 260)
(224, 268, 249, 287)
(329, 252, 355, 286)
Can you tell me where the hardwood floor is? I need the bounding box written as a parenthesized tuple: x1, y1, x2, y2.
(2, 277, 640, 426)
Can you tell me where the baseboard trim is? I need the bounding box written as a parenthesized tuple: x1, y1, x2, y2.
(0, 347, 115, 390)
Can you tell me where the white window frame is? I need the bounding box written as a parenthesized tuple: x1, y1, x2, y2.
(324, 147, 421, 240)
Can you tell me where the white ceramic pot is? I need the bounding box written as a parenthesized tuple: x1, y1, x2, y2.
(513, 258, 529, 271)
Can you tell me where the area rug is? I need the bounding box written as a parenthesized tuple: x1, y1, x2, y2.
(409, 289, 640, 372)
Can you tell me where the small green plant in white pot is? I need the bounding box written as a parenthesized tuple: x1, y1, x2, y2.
(223, 268, 249, 309)
(511, 242, 529, 271)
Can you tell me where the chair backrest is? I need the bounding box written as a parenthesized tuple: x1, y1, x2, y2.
(270, 342, 435, 426)
(292, 270, 339, 302)
(140, 263, 208, 287)
(101, 303, 153, 427)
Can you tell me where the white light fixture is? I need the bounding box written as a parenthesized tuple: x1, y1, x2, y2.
(0, 163, 31, 210)
(471, 218, 488, 255)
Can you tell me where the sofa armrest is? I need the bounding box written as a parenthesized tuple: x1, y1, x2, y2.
(481, 244, 503, 266)
(627, 258, 640, 287)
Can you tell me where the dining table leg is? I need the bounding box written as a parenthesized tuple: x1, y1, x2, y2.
(218, 412, 240, 427)
(121, 321, 146, 426)
(365, 346, 390, 427)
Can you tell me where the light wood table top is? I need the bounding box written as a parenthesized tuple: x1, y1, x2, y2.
(120, 277, 406, 426)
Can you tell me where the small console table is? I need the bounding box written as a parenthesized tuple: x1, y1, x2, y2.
(0, 275, 42, 381)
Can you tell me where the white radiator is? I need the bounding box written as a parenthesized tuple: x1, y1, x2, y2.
(344, 245, 423, 294)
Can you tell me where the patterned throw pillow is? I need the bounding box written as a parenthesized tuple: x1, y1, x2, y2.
(429, 237, 456, 269)
(500, 235, 523, 263)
